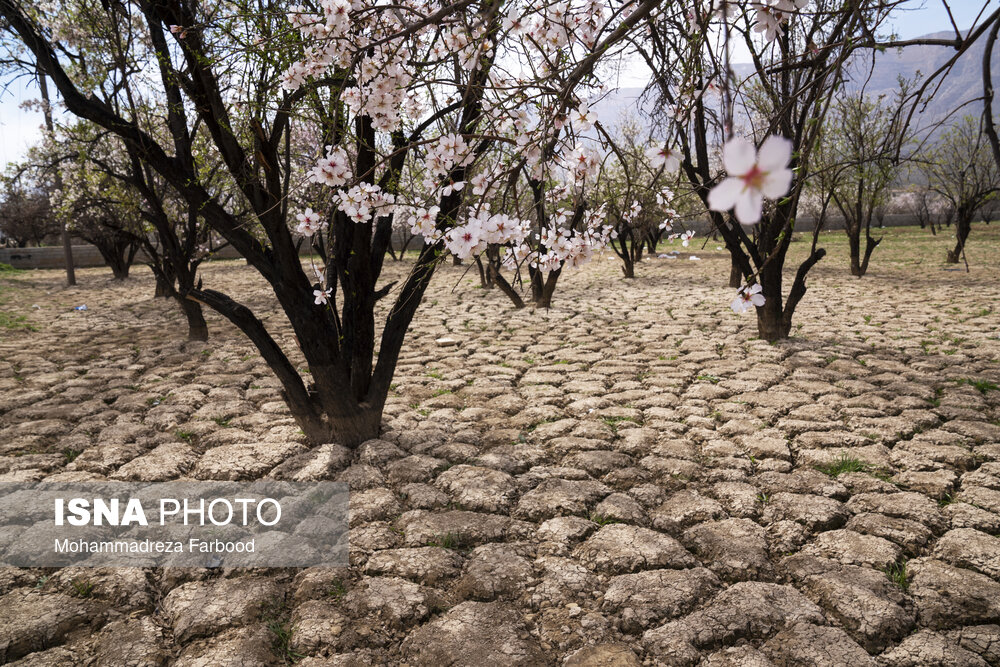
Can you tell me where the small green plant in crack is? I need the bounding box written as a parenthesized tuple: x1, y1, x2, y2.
(264, 600, 305, 664)
(600, 416, 636, 433)
(589, 513, 621, 526)
(213, 417, 232, 427)
(756, 492, 771, 505)
(428, 532, 473, 552)
(696, 374, 721, 384)
(70, 579, 94, 598)
(432, 388, 453, 397)
(34, 575, 50, 589)
(955, 378, 999, 395)
(326, 579, 347, 600)
(883, 560, 909, 592)
(175, 430, 195, 443)
(426, 370, 444, 380)
(816, 453, 871, 477)
(63, 448, 82, 464)
(938, 492, 956, 508)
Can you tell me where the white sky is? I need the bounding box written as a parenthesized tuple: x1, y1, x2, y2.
(0, 1, 990, 168)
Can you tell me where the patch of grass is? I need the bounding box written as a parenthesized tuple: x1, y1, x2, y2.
(816, 453, 871, 477)
(34, 575, 50, 589)
(263, 599, 305, 664)
(589, 513, 621, 526)
(883, 560, 909, 592)
(938, 492, 956, 507)
(600, 416, 637, 433)
(696, 374, 721, 384)
(756, 492, 772, 505)
(175, 430, 195, 443)
(213, 417, 231, 427)
(0, 311, 36, 331)
(326, 579, 347, 600)
(432, 388, 453, 397)
(70, 579, 94, 598)
(428, 531, 474, 552)
(0, 262, 22, 274)
(63, 448, 82, 463)
(955, 378, 999, 394)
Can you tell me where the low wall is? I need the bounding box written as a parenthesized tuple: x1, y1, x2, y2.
(0, 235, 421, 271)
(1, 215, 940, 270)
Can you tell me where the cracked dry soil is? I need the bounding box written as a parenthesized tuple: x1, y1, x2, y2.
(1, 230, 999, 666)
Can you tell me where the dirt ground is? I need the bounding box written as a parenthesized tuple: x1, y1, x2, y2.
(1, 226, 999, 665)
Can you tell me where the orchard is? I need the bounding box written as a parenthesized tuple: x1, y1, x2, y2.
(0, 0, 999, 664)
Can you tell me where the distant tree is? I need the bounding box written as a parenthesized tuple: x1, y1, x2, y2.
(823, 90, 909, 276)
(0, 174, 58, 247)
(596, 121, 679, 279)
(925, 116, 1000, 264)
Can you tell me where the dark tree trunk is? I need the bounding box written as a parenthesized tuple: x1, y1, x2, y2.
(155, 262, 176, 298)
(178, 296, 209, 341)
(94, 237, 140, 281)
(947, 214, 972, 263)
(754, 247, 827, 342)
(530, 267, 561, 308)
(621, 254, 635, 279)
(848, 224, 862, 276)
(490, 261, 525, 308)
(475, 255, 494, 288)
(728, 257, 742, 288)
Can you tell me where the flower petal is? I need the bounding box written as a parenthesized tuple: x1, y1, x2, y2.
(761, 168, 793, 199)
(734, 191, 763, 225)
(722, 137, 756, 175)
(707, 178, 744, 212)
(757, 135, 792, 172)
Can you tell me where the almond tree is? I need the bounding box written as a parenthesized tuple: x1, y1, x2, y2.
(0, 0, 661, 445)
(924, 115, 1000, 265)
(823, 90, 909, 277)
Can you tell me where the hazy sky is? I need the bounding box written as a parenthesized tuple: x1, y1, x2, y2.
(0, 1, 993, 168)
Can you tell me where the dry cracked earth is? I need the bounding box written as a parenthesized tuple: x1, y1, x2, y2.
(1, 232, 999, 666)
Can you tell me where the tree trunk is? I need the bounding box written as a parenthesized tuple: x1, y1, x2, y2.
(621, 254, 635, 279)
(848, 227, 862, 276)
(38, 68, 75, 286)
(287, 395, 383, 447)
(490, 263, 525, 308)
(155, 263, 176, 298)
(728, 257, 742, 288)
(947, 215, 972, 263)
(755, 264, 790, 341)
(178, 296, 209, 341)
(475, 255, 494, 288)
(531, 267, 561, 308)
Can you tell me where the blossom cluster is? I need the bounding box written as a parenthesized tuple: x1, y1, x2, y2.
(308, 146, 352, 188)
(752, 0, 810, 42)
(295, 208, 326, 236)
(504, 0, 609, 52)
(520, 206, 616, 272)
(337, 183, 395, 224)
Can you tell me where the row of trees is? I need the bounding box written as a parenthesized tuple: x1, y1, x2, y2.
(1, 0, 997, 447)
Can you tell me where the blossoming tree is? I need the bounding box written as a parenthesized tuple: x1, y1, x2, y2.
(639, 0, 919, 338)
(0, 0, 661, 445)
